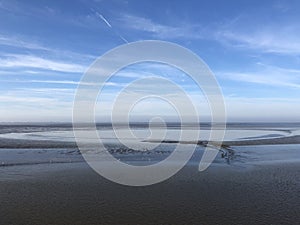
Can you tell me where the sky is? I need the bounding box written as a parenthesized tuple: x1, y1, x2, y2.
(0, 0, 300, 122)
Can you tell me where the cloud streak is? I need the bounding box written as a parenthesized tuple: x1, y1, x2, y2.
(118, 14, 204, 40)
(118, 13, 300, 55)
(217, 64, 300, 89)
(220, 71, 300, 89)
(0, 35, 51, 51)
(217, 27, 300, 55)
(0, 54, 87, 73)
(93, 10, 128, 43)
(95, 12, 112, 28)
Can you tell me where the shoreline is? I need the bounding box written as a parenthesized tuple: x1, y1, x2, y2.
(1, 134, 300, 149)
(1, 124, 300, 224)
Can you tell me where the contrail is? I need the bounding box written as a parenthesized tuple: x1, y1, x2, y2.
(92, 9, 129, 44)
(95, 12, 112, 28)
(118, 34, 129, 44)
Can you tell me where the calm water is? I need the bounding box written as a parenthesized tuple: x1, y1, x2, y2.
(0, 123, 299, 167)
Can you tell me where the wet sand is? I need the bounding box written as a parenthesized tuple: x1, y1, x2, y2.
(1, 124, 300, 224)
(148, 135, 300, 146)
(1, 134, 300, 149)
(0, 137, 77, 149)
(1, 161, 299, 225)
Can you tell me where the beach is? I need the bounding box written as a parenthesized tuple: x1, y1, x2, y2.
(0, 123, 300, 225)
(2, 0, 300, 224)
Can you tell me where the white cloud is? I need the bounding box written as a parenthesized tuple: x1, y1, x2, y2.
(0, 54, 87, 73)
(217, 64, 300, 89)
(211, 13, 300, 55)
(118, 14, 204, 39)
(0, 35, 97, 62)
(0, 35, 51, 51)
(218, 27, 300, 54)
(29, 79, 122, 87)
(219, 71, 300, 89)
(118, 13, 300, 55)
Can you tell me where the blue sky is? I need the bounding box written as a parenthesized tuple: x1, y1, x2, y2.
(1, 0, 300, 122)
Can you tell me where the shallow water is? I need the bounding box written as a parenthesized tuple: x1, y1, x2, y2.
(0, 127, 294, 142)
(1, 124, 300, 225)
(0, 123, 299, 169)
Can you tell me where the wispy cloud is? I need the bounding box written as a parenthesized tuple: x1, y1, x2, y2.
(0, 35, 51, 51)
(0, 35, 97, 61)
(217, 64, 300, 89)
(118, 13, 300, 55)
(118, 14, 204, 40)
(11, 88, 75, 97)
(0, 54, 87, 73)
(218, 27, 300, 54)
(211, 12, 300, 55)
(220, 71, 300, 89)
(28, 80, 122, 87)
